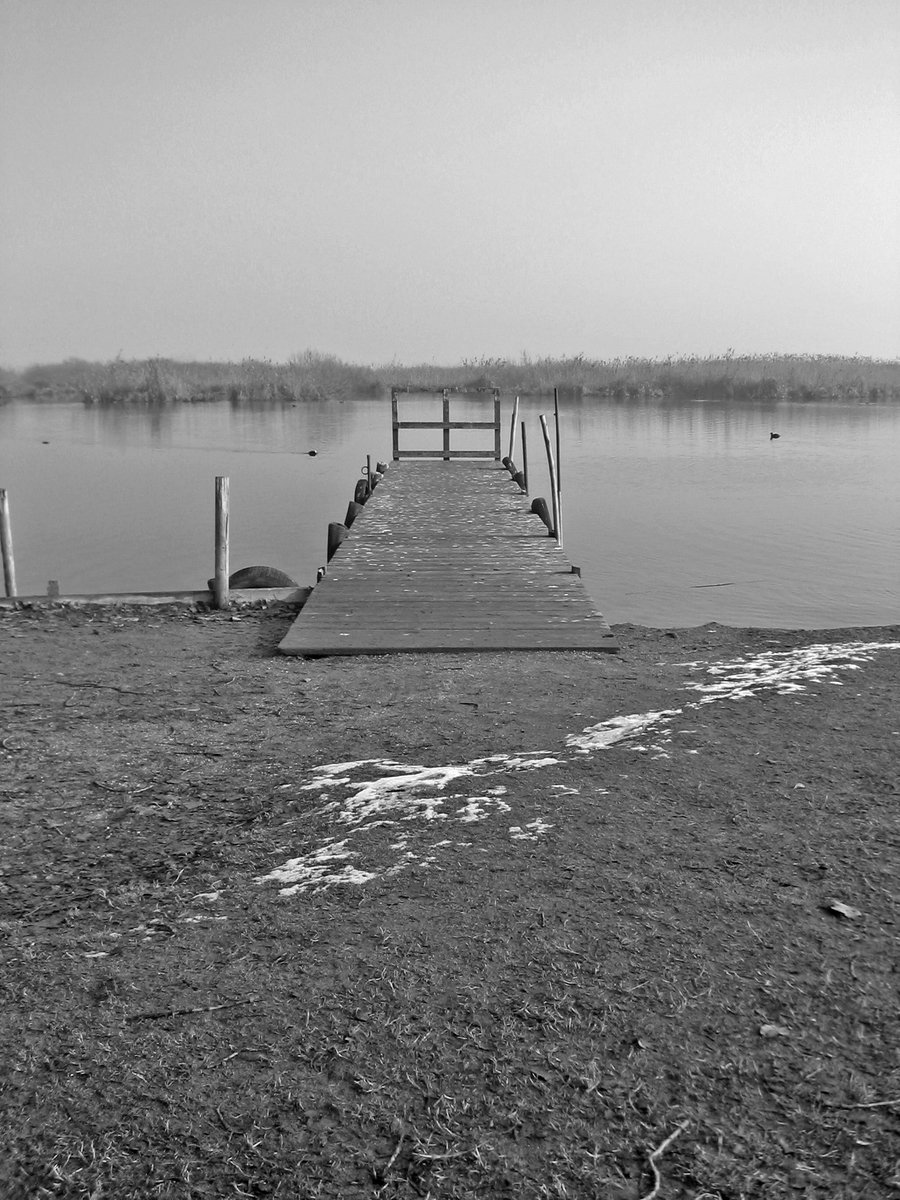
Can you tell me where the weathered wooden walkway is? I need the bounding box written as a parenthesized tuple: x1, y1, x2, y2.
(279, 461, 617, 656)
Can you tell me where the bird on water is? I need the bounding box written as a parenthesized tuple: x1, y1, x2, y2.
(770, 432, 780, 440)
(307, 450, 318, 456)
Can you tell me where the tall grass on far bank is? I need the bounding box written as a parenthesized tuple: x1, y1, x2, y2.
(389, 352, 900, 403)
(6, 352, 381, 406)
(3, 351, 899, 405)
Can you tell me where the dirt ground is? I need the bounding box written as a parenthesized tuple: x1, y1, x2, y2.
(1, 600, 898, 1200)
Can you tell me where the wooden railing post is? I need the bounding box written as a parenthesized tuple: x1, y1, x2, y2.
(0, 488, 17, 597)
(391, 391, 400, 460)
(442, 390, 451, 460)
(213, 476, 230, 610)
(493, 393, 502, 460)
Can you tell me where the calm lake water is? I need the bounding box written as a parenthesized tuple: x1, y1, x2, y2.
(1, 394, 898, 628)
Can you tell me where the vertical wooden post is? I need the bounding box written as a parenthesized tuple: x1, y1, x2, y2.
(391, 391, 400, 460)
(366, 454, 373, 495)
(508, 395, 519, 462)
(539, 415, 562, 548)
(442, 390, 451, 460)
(493, 394, 502, 460)
(553, 386, 563, 541)
(553, 386, 562, 494)
(0, 488, 17, 598)
(213, 476, 230, 610)
(520, 421, 529, 494)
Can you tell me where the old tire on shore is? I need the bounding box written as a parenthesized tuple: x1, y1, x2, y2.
(206, 566, 298, 591)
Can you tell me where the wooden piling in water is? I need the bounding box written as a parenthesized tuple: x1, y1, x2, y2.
(345, 500, 365, 529)
(0, 488, 17, 598)
(531, 496, 554, 534)
(539, 415, 562, 548)
(327, 522, 348, 562)
(213, 476, 230, 610)
(508, 395, 519, 462)
(553, 387, 562, 495)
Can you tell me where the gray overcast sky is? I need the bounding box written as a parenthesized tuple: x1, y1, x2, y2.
(1, 0, 897, 368)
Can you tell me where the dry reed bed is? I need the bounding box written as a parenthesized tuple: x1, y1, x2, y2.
(4, 351, 899, 405)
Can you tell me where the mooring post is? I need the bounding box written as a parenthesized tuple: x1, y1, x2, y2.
(327, 522, 348, 562)
(0, 488, 17, 598)
(520, 421, 529, 494)
(553, 387, 562, 495)
(508, 395, 519, 462)
(442, 390, 451, 461)
(539, 415, 562, 548)
(213, 476, 230, 610)
(531, 496, 554, 534)
(553, 387, 563, 541)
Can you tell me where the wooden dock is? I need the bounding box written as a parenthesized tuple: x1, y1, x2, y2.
(279, 460, 617, 656)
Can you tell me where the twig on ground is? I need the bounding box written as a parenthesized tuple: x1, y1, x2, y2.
(54, 679, 151, 695)
(412, 1149, 468, 1162)
(638, 1119, 690, 1200)
(126, 996, 258, 1022)
(92, 780, 153, 793)
(824, 1097, 899, 1109)
(373, 1130, 405, 1186)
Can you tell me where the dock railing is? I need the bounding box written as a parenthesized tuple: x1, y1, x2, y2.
(391, 387, 501, 461)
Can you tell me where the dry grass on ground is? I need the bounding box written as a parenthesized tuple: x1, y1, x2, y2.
(1, 605, 898, 1198)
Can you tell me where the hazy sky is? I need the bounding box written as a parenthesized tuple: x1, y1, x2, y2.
(1, 0, 897, 368)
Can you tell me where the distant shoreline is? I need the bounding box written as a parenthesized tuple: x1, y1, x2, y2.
(2, 351, 899, 406)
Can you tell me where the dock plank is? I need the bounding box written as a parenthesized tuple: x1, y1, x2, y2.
(279, 461, 618, 656)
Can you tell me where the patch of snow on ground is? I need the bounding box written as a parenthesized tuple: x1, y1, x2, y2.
(258, 642, 900, 896)
(456, 797, 512, 823)
(258, 753, 560, 894)
(681, 641, 900, 704)
(566, 710, 682, 753)
(509, 818, 554, 841)
(256, 839, 378, 896)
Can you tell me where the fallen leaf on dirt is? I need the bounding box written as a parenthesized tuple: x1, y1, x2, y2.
(823, 900, 863, 920)
(759, 1024, 790, 1038)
